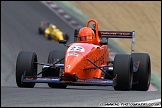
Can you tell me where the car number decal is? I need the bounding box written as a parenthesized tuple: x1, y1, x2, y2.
(67, 46, 85, 52)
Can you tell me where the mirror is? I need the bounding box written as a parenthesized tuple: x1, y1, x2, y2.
(59, 40, 67, 44)
(100, 38, 108, 45)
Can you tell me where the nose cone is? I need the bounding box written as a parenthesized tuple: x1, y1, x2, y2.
(58, 35, 63, 40)
(63, 51, 84, 81)
(63, 43, 97, 81)
(63, 43, 88, 79)
(64, 51, 83, 73)
(57, 32, 64, 40)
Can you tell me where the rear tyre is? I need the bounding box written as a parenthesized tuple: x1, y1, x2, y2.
(47, 50, 67, 88)
(16, 51, 37, 88)
(131, 53, 151, 91)
(38, 27, 45, 34)
(113, 54, 133, 91)
(64, 34, 69, 41)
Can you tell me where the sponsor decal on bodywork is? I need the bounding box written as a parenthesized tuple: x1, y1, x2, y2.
(67, 52, 78, 56)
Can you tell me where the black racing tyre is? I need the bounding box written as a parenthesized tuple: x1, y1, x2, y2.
(64, 34, 69, 41)
(16, 51, 37, 88)
(131, 53, 151, 91)
(47, 50, 67, 88)
(38, 27, 45, 34)
(47, 34, 52, 40)
(113, 54, 133, 91)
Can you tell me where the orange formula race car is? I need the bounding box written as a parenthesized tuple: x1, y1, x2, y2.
(16, 19, 151, 91)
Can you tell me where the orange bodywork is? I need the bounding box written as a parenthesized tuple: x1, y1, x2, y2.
(62, 19, 110, 81)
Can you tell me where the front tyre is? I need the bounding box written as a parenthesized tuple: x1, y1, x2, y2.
(16, 51, 37, 88)
(47, 34, 52, 40)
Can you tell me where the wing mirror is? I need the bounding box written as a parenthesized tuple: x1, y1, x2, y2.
(100, 38, 108, 45)
(74, 29, 79, 42)
(59, 40, 67, 44)
(59, 40, 69, 47)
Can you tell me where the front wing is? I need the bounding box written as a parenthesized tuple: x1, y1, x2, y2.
(22, 75, 113, 86)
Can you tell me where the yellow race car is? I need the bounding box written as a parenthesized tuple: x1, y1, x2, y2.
(38, 21, 69, 41)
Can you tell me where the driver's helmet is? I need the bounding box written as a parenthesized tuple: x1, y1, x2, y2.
(49, 24, 56, 29)
(52, 25, 56, 29)
(78, 27, 95, 43)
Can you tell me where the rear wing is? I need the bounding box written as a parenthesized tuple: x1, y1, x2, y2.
(99, 31, 135, 53)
